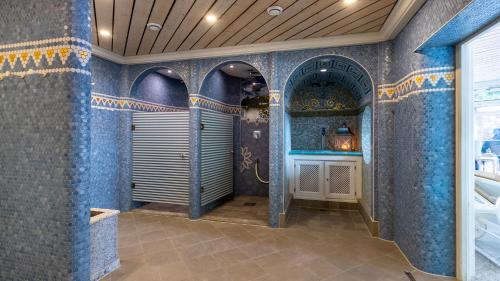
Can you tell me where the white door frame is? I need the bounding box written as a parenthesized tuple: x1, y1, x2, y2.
(456, 19, 500, 281)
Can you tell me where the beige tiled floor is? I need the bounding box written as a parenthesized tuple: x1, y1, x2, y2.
(104, 207, 456, 281)
(202, 195, 269, 226)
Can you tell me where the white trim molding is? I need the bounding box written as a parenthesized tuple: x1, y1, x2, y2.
(92, 0, 425, 65)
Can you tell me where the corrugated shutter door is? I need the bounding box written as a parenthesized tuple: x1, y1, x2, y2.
(201, 110, 234, 206)
(132, 111, 190, 205)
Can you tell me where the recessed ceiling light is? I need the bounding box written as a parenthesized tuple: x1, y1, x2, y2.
(167, 70, 172, 74)
(229, 64, 234, 68)
(267, 6, 283, 16)
(344, 0, 356, 5)
(99, 29, 111, 37)
(320, 68, 327, 72)
(205, 14, 217, 23)
(252, 82, 257, 86)
(147, 22, 162, 31)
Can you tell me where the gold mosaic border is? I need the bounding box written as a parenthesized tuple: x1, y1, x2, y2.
(0, 67, 90, 80)
(0, 37, 91, 50)
(91, 93, 187, 112)
(269, 90, 281, 107)
(378, 68, 455, 99)
(189, 95, 241, 115)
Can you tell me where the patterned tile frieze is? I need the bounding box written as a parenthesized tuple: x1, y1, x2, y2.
(378, 67, 455, 101)
(189, 94, 241, 115)
(0, 37, 91, 79)
(269, 90, 281, 107)
(91, 92, 186, 112)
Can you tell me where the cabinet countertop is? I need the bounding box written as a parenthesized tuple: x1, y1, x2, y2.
(289, 150, 363, 156)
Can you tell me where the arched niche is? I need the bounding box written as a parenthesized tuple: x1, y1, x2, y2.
(130, 67, 189, 108)
(283, 54, 375, 215)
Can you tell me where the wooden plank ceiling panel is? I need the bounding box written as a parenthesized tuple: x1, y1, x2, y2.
(94, 0, 114, 50)
(150, 0, 195, 54)
(91, 0, 98, 45)
(289, 0, 376, 40)
(136, 0, 175, 55)
(205, 0, 277, 49)
(239, 0, 325, 46)
(330, 3, 395, 35)
(164, 0, 218, 52)
(191, 0, 257, 50)
(346, 14, 388, 34)
(270, 0, 345, 42)
(222, 0, 297, 47)
(178, 0, 237, 51)
(112, 0, 134, 56)
(309, 0, 395, 38)
(253, 0, 338, 44)
(125, 0, 155, 56)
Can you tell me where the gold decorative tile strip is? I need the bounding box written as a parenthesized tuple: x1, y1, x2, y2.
(0, 67, 90, 80)
(91, 93, 186, 112)
(189, 95, 241, 115)
(269, 92, 281, 107)
(0, 37, 91, 50)
(0, 44, 91, 71)
(378, 69, 455, 100)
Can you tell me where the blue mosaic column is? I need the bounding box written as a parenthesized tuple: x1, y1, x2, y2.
(0, 0, 91, 280)
(268, 89, 284, 228)
(189, 104, 202, 219)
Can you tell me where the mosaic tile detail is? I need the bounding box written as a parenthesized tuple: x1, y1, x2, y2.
(240, 147, 253, 173)
(378, 67, 455, 100)
(189, 94, 241, 115)
(269, 90, 281, 107)
(0, 37, 91, 79)
(91, 93, 186, 112)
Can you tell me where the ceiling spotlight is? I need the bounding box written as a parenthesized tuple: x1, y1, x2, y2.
(167, 69, 172, 74)
(252, 82, 257, 86)
(344, 0, 356, 5)
(320, 68, 327, 72)
(267, 6, 283, 16)
(99, 29, 111, 37)
(147, 22, 162, 31)
(229, 64, 234, 69)
(205, 14, 217, 23)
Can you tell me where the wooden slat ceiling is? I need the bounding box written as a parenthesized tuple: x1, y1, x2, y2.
(92, 0, 398, 57)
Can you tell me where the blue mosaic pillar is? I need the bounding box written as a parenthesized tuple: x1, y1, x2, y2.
(189, 104, 202, 219)
(0, 0, 91, 280)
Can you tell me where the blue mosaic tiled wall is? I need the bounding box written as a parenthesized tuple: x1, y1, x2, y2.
(375, 0, 472, 276)
(0, 0, 91, 280)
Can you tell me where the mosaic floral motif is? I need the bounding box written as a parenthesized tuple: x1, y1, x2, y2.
(378, 67, 455, 101)
(91, 93, 186, 112)
(0, 37, 91, 79)
(289, 85, 358, 112)
(240, 147, 253, 173)
(189, 94, 240, 115)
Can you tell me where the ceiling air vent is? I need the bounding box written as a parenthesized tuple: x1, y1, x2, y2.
(267, 6, 283, 16)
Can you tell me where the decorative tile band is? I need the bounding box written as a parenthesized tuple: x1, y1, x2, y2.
(91, 93, 187, 112)
(0, 37, 91, 80)
(378, 88, 455, 103)
(189, 94, 241, 115)
(378, 67, 455, 101)
(269, 90, 281, 107)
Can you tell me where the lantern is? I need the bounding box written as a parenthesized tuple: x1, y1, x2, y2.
(334, 123, 354, 151)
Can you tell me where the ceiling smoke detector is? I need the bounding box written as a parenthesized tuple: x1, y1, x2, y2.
(147, 23, 162, 31)
(267, 6, 283, 16)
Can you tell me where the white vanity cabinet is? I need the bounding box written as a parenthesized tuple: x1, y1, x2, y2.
(289, 153, 362, 203)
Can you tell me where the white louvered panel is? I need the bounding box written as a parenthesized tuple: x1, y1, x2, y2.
(201, 110, 234, 206)
(294, 160, 324, 199)
(325, 161, 356, 201)
(132, 111, 190, 205)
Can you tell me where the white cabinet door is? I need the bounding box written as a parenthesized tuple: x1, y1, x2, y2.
(324, 161, 356, 200)
(294, 160, 324, 199)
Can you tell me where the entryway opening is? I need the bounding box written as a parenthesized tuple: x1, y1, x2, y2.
(458, 21, 500, 281)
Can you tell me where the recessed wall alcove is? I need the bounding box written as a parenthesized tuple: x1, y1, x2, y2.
(283, 54, 374, 217)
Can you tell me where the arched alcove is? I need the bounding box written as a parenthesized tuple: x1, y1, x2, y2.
(198, 61, 271, 226)
(283, 54, 374, 216)
(130, 67, 189, 108)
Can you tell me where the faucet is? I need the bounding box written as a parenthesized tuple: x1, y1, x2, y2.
(321, 127, 326, 150)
